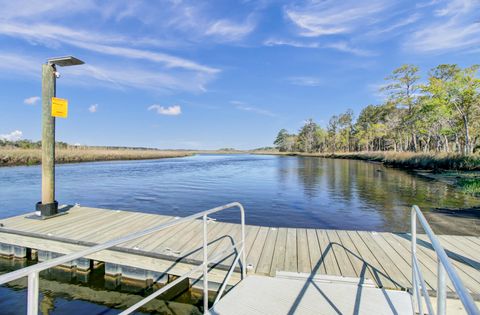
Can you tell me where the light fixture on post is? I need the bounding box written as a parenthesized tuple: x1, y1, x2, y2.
(35, 56, 84, 219)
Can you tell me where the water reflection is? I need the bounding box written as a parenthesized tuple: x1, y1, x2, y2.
(0, 154, 478, 233)
(288, 157, 478, 233)
(0, 257, 202, 315)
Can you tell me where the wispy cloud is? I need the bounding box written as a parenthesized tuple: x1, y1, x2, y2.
(88, 104, 98, 113)
(0, 1, 223, 94)
(264, 38, 374, 56)
(0, 51, 213, 93)
(24, 96, 40, 105)
(368, 82, 389, 100)
(325, 41, 377, 57)
(0, 22, 220, 74)
(368, 13, 421, 36)
(205, 16, 256, 41)
(230, 101, 276, 117)
(264, 38, 319, 48)
(0, 52, 40, 76)
(0, 130, 22, 141)
(406, 0, 480, 53)
(285, 0, 391, 37)
(287, 76, 323, 87)
(148, 104, 182, 116)
(69, 63, 213, 93)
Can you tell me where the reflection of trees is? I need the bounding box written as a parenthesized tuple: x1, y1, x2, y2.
(351, 161, 477, 231)
(276, 156, 294, 189)
(324, 159, 354, 202)
(292, 156, 477, 232)
(296, 157, 324, 199)
(0, 257, 202, 314)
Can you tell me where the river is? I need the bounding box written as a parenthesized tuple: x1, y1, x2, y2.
(0, 154, 478, 233)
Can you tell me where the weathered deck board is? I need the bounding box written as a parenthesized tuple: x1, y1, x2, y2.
(269, 227, 287, 276)
(0, 205, 479, 299)
(358, 232, 411, 289)
(326, 230, 356, 277)
(247, 226, 269, 273)
(305, 228, 326, 275)
(387, 233, 456, 292)
(368, 232, 414, 288)
(346, 231, 399, 290)
(316, 230, 341, 276)
(335, 230, 376, 281)
(284, 228, 297, 273)
(256, 228, 278, 275)
(297, 229, 311, 273)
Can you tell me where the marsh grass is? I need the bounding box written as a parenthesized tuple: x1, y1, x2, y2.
(457, 177, 480, 195)
(288, 151, 480, 171)
(0, 147, 192, 166)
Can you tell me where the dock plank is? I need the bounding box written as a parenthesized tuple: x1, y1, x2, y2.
(417, 234, 480, 295)
(335, 230, 373, 281)
(297, 229, 311, 273)
(306, 228, 326, 275)
(284, 228, 297, 273)
(256, 228, 278, 275)
(316, 230, 341, 276)
(387, 233, 456, 292)
(357, 231, 411, 289)
(269, 228, 287, 276)
(246, 227, 269, 273)
(326, 230, 356, 277)
(368, 232, 414, 288)
(346, 231, 398, 289)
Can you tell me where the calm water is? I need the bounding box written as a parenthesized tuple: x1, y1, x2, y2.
(0, 154, 479, 314)
(0, 154, 478, 232)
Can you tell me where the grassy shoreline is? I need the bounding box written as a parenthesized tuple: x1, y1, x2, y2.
(259, 151, 480, 171)
(0, 147, 194, 167)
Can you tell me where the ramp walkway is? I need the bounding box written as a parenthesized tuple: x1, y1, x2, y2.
(211, 274, 413, 315)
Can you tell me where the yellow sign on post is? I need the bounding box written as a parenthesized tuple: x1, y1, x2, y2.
(51, 97, 68, 118)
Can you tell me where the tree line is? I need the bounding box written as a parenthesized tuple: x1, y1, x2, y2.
(274, 64, 480, 155)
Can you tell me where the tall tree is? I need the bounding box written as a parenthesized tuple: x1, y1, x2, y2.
(297, 119, 319, 153)
(274, 129, 290, 152)
(338, 109, 354, 152)
(425, 65, 480, 154)
(382, 64, 421, 151)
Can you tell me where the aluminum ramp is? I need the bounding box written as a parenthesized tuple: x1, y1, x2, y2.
(211, 274, 413, 315)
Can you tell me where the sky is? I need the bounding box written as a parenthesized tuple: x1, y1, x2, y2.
(0, 0, 479, 150)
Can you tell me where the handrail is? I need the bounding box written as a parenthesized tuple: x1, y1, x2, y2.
(0, 202, 246, 315)
(411, 205, 479, 315)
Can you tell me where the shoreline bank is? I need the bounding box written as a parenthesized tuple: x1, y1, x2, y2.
(256, 151, 480, 171)
(0, 148, 194, 167)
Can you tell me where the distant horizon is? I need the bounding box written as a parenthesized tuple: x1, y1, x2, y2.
(1, 1, 479, 150)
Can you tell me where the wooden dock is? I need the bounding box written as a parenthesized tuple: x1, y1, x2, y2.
(0, 205, 479, 299)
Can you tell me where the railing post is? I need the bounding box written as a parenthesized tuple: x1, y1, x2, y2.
(27, 271, 39, 315)
(411, 207, 417, 312)
(240, 204, 246, 279)
(437, 259, 446, 315)
(203, 214, 209, 314)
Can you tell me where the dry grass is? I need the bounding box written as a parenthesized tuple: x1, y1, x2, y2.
(0, 147, 193, 166)
(275, 151, 480, 171)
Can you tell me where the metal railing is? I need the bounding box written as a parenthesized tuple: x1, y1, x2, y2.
(0, 202, 246, 315)
(411, 205, 479, 315)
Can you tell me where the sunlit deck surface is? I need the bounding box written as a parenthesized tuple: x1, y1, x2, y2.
(0, 206, 479, 299)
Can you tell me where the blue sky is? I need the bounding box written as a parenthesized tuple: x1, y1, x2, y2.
(0, 0, 479, 149)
